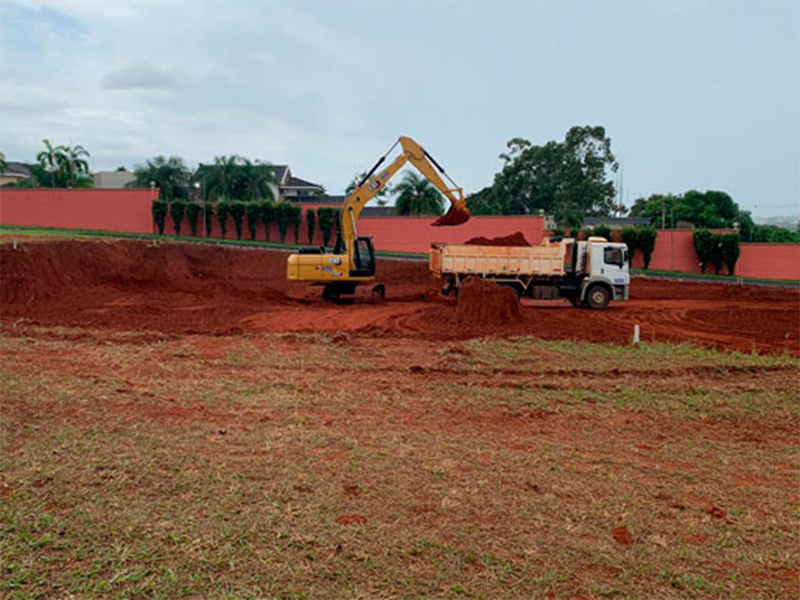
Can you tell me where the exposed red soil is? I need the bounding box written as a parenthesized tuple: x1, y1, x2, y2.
(1, 239, 798, 355)
(464, 232, 531, 247)
(612, 526, 634, 546)
(454, 277, 522, 326)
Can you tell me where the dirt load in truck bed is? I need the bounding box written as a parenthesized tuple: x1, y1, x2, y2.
(1, 238, 797, 355)
(464, 232, 532, 247)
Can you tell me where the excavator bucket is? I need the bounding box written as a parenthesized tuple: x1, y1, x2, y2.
(433, 205, 470, 227)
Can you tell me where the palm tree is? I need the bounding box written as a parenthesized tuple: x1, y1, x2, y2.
(203, 155, 240, 201)
(37, 139, 68, 187)
(233, 159, 276, 201)
(393, 171, 444, 216)
(130, 155, 190, 200)
(200, 156, 277, 201)
(64, 144, 91, 188)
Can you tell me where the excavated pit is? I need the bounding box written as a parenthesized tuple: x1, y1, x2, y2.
(1, 238, 798, 354)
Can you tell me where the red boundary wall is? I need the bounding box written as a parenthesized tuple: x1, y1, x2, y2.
(0, 189, 157, 233)
(0, 190, 797, 280)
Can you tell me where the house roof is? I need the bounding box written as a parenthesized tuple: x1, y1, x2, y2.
(2, 162, 30, 177)
(585, 216, 650, 227)
(285, 175, 322, 188)
(270, 165, 289, 184)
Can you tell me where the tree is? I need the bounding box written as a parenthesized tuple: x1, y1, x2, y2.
(306, 208, 316, 244)
(261, 201, 275, 240)
(151, 200, 168, 235)
(0, 151, 7, 174)
(217, 202, 230, 238)
(630, 190, 745, 231)
(169, 201, 186, 236)
(621, 227, 639, 265)
(37, 139, 67, 187)
(63, 144, 91, 188)
(198, 156, 276, 202)
(229, 201, 246, 239)
(469, 126, 618, 219)
(317, 207, 336, 246)
(638, 227, 657, 269)
(186, 202, 202, 237)
(130, 155, 190, 200)
(246, 202, 261, 240)
(276, 202, 294, 243)
(693, 230, 714, 274)
(592, 224, 613, 241)
(721, 234, 741, 275)
(393, 172, 444, 216)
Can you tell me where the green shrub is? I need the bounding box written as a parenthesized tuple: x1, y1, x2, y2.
(185, 202, 201, 237)
(621, 226, 638, 264)
(276, 202, 293, 243)
(260, 201, 275, 240)
(306, 208, 316, 244)
(203, 203, 214, 237)
(593, 224, 612, 241)
(229, 201, 246, 240)
(638, 227, 657, 269)
(317, 207, 335, 247)
(693, 230, 714, 274)
(721, 233, 741, 275)
(569, 227, 580, 240)
(710, 237, 724, 275)
(291, 205, 302, 244)
(246, 202, 261, 240)
(217, 202, 230, 238)
(151, 200, 168, 235)
(169, 201, 186, 236)
(332, 208, 341, 241)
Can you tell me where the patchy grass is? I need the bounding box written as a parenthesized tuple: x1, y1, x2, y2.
(2, 326, 799, 599)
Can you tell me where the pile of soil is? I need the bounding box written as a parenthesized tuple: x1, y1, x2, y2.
(464, 232, 531, 247)
(454, 277, 522, 327)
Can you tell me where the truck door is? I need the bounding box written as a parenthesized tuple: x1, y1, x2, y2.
(600, 245, 630, 287)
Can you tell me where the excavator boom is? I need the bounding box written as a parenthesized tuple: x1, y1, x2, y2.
(287, 136, 469, 300)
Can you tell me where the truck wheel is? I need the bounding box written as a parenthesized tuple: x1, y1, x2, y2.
(585, 285, 611, 310)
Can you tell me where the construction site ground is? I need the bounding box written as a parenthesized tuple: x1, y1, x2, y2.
(2, 238, 798, 599)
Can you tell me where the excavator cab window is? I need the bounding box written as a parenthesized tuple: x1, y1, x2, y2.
(351, 237, 376, 277)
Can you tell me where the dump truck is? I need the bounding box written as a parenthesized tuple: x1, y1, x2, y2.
(429, 237, 630, 309)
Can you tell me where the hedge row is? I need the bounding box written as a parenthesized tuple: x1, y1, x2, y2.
(151, 200, 341, 245)
(693, 230, 740, 275)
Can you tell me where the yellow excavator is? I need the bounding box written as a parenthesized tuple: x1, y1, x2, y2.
(286, 136, 470, 301)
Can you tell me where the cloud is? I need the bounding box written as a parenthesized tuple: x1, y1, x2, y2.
(99, 62, 182, 90)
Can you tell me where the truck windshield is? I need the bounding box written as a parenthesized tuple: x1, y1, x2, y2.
(604, 247, 624, 267)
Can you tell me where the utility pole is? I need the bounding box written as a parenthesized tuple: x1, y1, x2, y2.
(661, 196, 666, 230)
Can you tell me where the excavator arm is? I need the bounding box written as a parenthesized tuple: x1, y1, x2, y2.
(338, 136, 470, 266)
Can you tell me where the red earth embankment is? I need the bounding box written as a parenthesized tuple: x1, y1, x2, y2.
(1, 239, 798, 354)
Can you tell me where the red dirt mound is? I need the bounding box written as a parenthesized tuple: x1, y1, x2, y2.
(464, 232, 531, 247)
(454, 277, 522, 327)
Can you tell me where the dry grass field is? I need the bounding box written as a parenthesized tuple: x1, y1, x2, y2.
(2, 323, 798, 599)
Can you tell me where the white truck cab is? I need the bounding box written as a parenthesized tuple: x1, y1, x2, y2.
(574, 237, 630, 307)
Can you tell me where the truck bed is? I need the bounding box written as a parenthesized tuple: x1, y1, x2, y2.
(429, 243, 567, 278)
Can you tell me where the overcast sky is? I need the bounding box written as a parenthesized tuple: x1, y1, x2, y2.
(1, 0, 798, 218)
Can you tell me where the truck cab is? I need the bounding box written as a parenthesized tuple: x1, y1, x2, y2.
(569, 237, 630, 309)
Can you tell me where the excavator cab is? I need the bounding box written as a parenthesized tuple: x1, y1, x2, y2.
(352, 237, 376, 277)
(334, 234, 375, 277)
